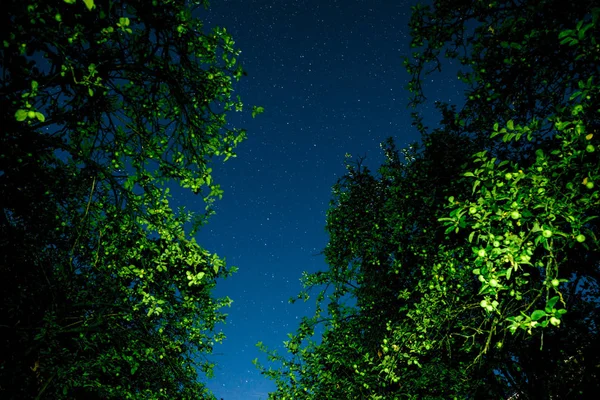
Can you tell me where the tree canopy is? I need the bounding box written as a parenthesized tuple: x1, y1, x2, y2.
(1, 0, 258, 398)
(256, 0, 600, 398)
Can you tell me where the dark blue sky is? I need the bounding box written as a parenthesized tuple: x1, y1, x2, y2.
(178, 1, 462, 398)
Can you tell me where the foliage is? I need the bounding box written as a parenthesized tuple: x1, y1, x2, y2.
(1, 0, 257, 398)
(256, 0, 600, 398)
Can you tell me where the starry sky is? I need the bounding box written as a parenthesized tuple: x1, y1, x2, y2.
(177, 1, 463, 398)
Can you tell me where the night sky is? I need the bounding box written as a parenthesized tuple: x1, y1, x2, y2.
(176, 1, 463, 398)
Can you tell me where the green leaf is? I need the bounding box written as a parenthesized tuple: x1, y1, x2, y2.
(468, 231, 475, 243)
(510, 42, 522, 50)
(560, 37, 573, 45)
(472, 179, 480, 194)
(15, 109, 28, 121)
(570, 91, 582, 101)
(558, 29, 573, 39)
(252, 105, 264, 118)
(82, 0, 95, 11)
(545, 295, 560, 312)
(531, 310, 546, 321)
(507, 120, 514, 130)
(35, 112, 45, 122)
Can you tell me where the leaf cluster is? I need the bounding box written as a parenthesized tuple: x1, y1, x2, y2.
(1, 0, 251, 398)
(257, 1, 600, 398)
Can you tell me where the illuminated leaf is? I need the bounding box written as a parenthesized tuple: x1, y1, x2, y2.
(82, 0, 95, 10)
(15, 109, 28, 121)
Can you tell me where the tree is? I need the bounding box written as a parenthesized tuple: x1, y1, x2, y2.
(257, 0, 599, 398)
(0, 0, 259, 398)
